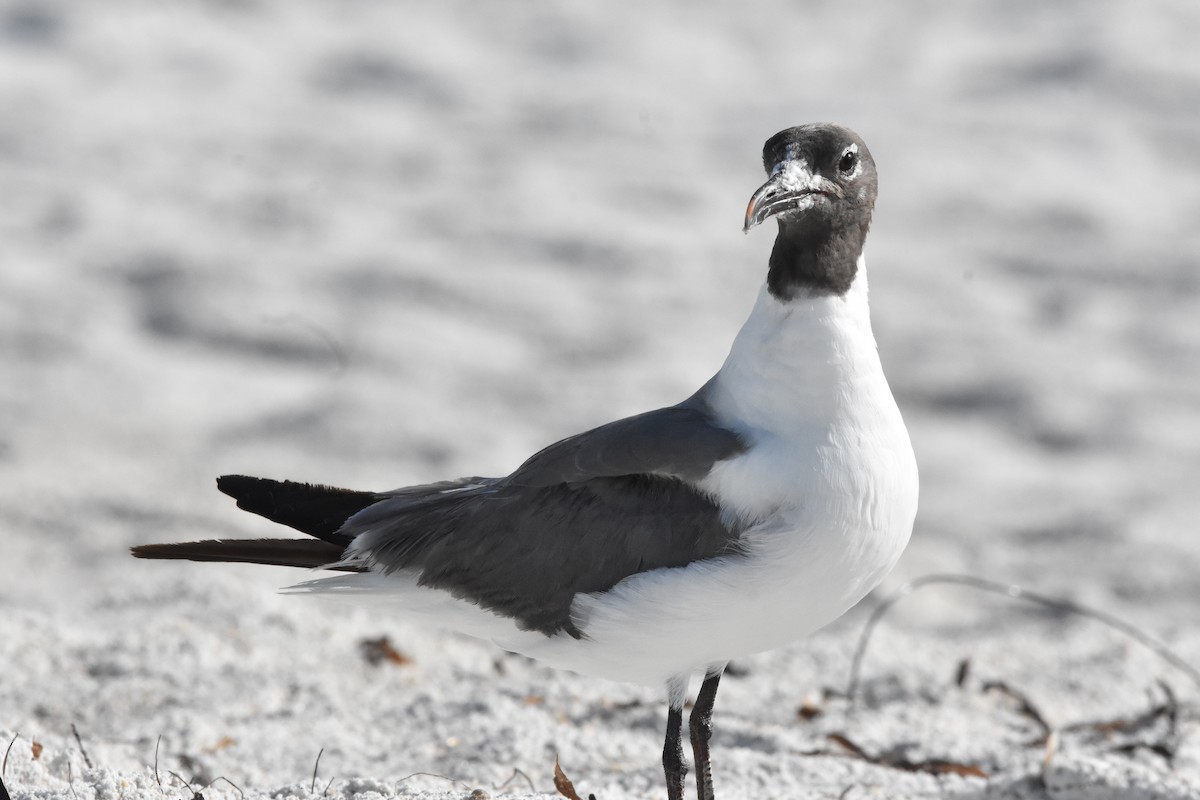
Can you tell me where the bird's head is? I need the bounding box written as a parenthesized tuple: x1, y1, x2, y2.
(744, 124, 878, 299)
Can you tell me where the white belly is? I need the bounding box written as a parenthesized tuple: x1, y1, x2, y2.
(511, 415, 917, 687)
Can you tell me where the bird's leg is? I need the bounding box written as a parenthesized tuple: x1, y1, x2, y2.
(689, 670, 722, 800)
(663, 705, 686, 800)
(663, 675, 689, 800)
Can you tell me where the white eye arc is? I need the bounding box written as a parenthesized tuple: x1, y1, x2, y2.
(837, 143, 861, 178)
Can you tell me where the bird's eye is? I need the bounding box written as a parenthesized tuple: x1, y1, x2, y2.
(838, 149, 858, 175)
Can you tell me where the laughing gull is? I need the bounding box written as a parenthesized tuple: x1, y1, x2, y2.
(133, 123, 918, 800)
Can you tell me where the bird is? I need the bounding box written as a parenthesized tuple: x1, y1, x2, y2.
(133, 123, 919, 800)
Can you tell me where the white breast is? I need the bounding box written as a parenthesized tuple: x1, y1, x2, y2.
(701, 256, 917, 531)
(700, 257, 918, 619)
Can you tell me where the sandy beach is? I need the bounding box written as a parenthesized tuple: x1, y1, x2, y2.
(2, 1, 1199, 798)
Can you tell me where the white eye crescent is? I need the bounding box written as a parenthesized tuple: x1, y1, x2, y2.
(837, 144, 860, 177)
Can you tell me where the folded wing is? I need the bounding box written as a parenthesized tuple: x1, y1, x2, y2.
(134, 402, 747, 639)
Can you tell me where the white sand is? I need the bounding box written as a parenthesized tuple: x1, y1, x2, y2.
(2, 1, 1199, 798)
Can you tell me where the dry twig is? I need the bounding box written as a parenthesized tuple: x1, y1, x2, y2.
(846, 573, 1200, 701)
(310, 748, 323, 794)
(494, 767, 536, 793)
(826, 732, 988, 778)
(70, 725, 93, 770)
(2, 733, 16, 779)
(154, 735, 164, 791)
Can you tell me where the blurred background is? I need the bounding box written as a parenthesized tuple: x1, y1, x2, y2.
(1, 1, 1198, 797)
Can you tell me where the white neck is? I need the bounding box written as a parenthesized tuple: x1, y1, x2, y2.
(704, 254, 887, 437)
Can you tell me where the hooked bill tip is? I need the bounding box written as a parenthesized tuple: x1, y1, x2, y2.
(742, 197, 758, 234)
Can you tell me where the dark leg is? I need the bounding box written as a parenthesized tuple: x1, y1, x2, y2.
(689, 670, 722, 800)
(663, 704, 687, 800)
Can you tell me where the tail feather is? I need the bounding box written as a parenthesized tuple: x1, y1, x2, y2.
(216, 475, 379, 544)
(131, 538, 359, 571)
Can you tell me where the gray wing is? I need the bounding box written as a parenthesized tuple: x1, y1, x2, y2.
(343, 403, 747, 638)
(505, 404, 745, 487)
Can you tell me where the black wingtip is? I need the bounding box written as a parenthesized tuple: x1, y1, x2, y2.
(129, 543, 158, 559)
(215, 474, 379, 544)
(131, 538, 357, 570)
(216, 474, 263, 500)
